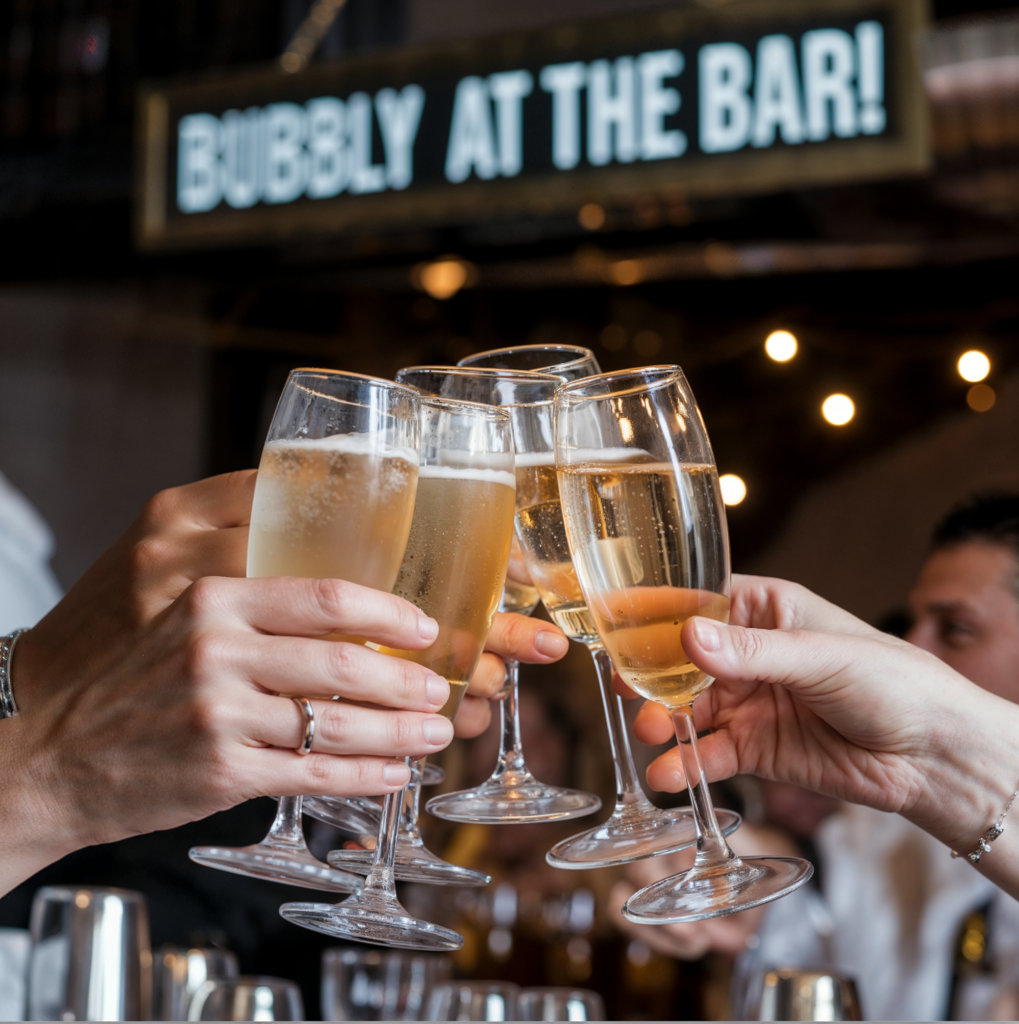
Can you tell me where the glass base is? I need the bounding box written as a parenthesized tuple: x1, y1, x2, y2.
(327, 834, 490, 886)
(421, 763, 444, 786)
(546, 801, 742, 870)
(280, 888, 464, 951)
(303, 795, 381, 836)
(622, 854, 813, 924)
(426, 772, 602, 824)
(188, 842, 362, 893)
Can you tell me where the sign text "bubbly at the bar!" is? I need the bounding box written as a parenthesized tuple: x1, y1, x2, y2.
(137, 0, 928, 249)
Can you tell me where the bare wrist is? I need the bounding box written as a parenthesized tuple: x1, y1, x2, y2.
(904, 689, 1019, 854)
(0, 718, 81, 895)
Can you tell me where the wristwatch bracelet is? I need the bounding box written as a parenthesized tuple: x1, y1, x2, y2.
(0, 629, 27, 719)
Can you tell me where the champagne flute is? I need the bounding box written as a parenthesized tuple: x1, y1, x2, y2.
(189, 368, 420, 892)
(463, 347, 740, 865)
(398, 367, 601, 824)
(458, 343, 599, 379)
(555, 366, 812, 922)
(281, 395, 516, 948)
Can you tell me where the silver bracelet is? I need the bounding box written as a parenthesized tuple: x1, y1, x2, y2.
(952, 785, 1019, 865)
(0, 628, 27, 719)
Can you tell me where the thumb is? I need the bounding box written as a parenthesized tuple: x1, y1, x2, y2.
(681, 616, 849, 696)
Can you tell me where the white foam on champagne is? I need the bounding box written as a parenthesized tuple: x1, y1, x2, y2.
(558, 446, 653, 466)
(265, 432, 418, 466)
(514, 451, 556, 468)
(418, 464, 516, 490)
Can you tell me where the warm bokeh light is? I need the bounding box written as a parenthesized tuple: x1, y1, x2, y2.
(419, 259, 469, 300)
(719, 474, 747, 506)
(609, 259, 643, 286)
(958, 350, 990, 382)
(822, 393, 855, 426)
(765, 330, 798, 362)
(578, 203, 606, 230)
(967, 383, 996, 412)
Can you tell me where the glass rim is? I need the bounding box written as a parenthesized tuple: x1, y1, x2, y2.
(459, 343, 597, 373)
(397, 365, 560, 406)
(554, 364, 684, 403)
(287, 366, 419, 399)
(418, 393, 513, 422)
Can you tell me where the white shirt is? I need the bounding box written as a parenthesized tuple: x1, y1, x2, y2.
(740, 804, 1019, 1020)
(0, 471, 61, 634)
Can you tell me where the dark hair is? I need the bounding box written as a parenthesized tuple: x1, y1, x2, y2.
(932, 494, 1019, 594)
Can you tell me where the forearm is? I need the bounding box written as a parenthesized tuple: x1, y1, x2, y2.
(905, 688, 1019, 900)
(0, 720, 80, 898)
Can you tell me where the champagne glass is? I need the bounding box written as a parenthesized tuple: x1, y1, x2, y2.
(303, 761, 444, 839)
(326, 757, 490, 886)
(464, 349, 740, 865)
(190, 368, 420, 892)
(555, 366, 812, 922)
(398, 367, 601, 824)
(281, 395, 516, 949)
(458, 343, 599, 380)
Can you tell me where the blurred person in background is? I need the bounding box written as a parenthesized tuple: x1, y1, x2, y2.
(614, 493, 1019, 1021)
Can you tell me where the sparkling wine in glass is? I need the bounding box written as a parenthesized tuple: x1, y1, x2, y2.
(462, 347, 739, 863)
(189, 368, 420, 892)
(281, 395, 516, 949)
(398, 366, 601, 824)
(555, 365, 812, 923)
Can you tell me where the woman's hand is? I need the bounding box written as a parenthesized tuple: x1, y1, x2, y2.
(628, 574, 1019, 892)
(2, 574, 455, 892)
(0, 471, 451, 894)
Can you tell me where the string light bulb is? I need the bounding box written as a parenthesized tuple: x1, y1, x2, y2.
(719, 474, 747, 506)
(765, 330, 798, 362)
(958, 350, 990, 383)
(822, 394, 854, 426)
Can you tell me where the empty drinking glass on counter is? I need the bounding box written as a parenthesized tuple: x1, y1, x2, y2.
(426, 981, 520, 1021)
(517, 986, 606, 1021)
(187, 976, 304, 1021)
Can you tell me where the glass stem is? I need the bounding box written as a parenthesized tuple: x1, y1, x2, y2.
(491, 660, 528, 782)
(362, 759, 407, 894)
(671, 705, 737, 870)
(403, 759, 424, 840)
(267, 796, 306, 847)
(589, 645, 651, 810)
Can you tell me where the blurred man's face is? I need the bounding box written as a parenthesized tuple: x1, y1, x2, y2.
(906, 541, 1019, 703)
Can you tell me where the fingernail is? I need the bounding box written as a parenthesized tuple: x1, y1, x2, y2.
(383, 762, 411, 787)
(692, 617, 721, 652)
(534, 630, 569, 659)
(426, 675, 450, 707)
(418, 614, 439, 642)
(423, 717, 454, 746)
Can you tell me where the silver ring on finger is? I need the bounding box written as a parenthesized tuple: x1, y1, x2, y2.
(291, 696, 315, 756)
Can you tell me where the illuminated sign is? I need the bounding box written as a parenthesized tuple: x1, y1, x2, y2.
(137, 0, 927, 249)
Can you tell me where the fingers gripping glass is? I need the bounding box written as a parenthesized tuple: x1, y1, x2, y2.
(281, 396, 516, 949)
(190, 368, 420, 893)
(398, 366, 601, 825)
(462, 349, 738, 861)
(555, 366, 812, 922)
